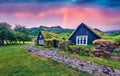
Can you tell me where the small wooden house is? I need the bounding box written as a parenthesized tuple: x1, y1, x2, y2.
(69, 23, 101, 45)
(37, 31, 44, 45)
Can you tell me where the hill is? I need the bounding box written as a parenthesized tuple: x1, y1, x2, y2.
(28, 26, 74, 37)
(28, 25, 120, 41)
(104, 30, 120, 34)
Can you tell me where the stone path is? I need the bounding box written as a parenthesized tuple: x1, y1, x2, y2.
(26, 46, 120, 76)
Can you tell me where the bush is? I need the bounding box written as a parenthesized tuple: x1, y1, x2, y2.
(58, 41, 69, 51)
(69, 45, 94, 51)
(67, 45, 93, 56)
(58, 42, 94, 56)
(79, 50, 86, 56)
(113, 48, 120, 53)
(79, 50, 93, 56)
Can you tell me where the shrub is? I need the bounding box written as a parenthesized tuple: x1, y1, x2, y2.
(79, 50, 88, 56)
(115, 39, 120, 46)
(68, 45, 93, 56)
(58, 41, 69, 51)
(69, 45, 95, 51)
(113, 48, 120, 53)
(58, 43, 94, 56)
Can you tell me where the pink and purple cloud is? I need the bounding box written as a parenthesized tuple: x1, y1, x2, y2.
(0, 0, 120, 31)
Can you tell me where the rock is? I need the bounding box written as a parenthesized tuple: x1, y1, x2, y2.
(102, 66, 110, 74)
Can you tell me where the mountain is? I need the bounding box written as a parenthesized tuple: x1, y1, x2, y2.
(50, 26, 63, 30)
(28, 25, 74, 36)
(94, 28, 103, 33)
(39, 26, 49, 30)
(104, 30, 120, 34)
(39, 26, 63, 30)
(92, 28, 104, 38)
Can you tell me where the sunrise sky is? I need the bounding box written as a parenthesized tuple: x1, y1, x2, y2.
(0, 0, 120, 31)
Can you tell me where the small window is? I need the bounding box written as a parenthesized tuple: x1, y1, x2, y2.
(39, 35, 42, 38)
(76, 35, 88, 45)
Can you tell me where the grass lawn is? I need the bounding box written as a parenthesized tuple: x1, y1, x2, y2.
(58, 51, 120, 70)
(0, 42, 91, 76)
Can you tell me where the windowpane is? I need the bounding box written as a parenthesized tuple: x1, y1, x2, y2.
(76, 35, 88, 45)
(84, 40, 86, 44)
(39, 35, 42, 38)
(39, 40, 43, 45)
(78, 39, 79, 44)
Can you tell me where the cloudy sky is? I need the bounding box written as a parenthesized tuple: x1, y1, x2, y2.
(0, 0, 120, 31)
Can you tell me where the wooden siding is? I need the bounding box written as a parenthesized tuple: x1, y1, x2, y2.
(69, 23, 101, 44)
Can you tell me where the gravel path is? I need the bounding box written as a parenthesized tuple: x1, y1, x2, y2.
(26, 46, 120, 76)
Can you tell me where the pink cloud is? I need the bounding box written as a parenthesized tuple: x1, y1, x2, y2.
(13, 12, 35, 18)
(0, 3, 120, 31)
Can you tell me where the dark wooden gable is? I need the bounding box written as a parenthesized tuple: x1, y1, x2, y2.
(69, 23, 101, 44)
(37, 31, 44, 45)
(37, 31, 44, 40)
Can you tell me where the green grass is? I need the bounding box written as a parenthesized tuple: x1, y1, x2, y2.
(58, 51, 120, 69)
(0, 42, 91, 76)
(33, 45, 54, 50)
(102, 34, 120, 41)
(69, 45, 95, 51)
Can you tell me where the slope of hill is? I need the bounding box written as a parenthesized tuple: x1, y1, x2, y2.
(93, 28, 104, 38)
(104, 30, 120, 34)
(94, 28, 104, 33)
(28, 26, 74, 36)
(93, 29, 120, 41)
(50, 26, 63, 30)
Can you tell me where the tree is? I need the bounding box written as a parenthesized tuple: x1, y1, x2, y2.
(6, 30, 18, 44)
(14, 24, 31, 44)
(0, 22, 12, 45)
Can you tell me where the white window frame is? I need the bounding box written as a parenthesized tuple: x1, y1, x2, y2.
(76, 35, 88, 45)
(39, 40, 44, 45)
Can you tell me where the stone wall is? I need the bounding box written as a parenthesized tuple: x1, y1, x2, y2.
(93, 39, 117, 52)
(26, 46, 120, 76)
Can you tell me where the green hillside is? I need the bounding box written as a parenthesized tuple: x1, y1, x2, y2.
(29, 26, 120, 42)
(28, 26, 73, 37)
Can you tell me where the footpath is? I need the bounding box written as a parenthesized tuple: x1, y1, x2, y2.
(26, 46, 120, 76)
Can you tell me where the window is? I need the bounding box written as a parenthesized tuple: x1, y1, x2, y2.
(39, 35, 42, 38)
(39, 40, 44, 45)
(76, 35, 88, 45)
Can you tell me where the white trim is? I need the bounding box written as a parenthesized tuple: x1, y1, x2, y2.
(76, 35, 88, 45)
(39, 39, 44, 45)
